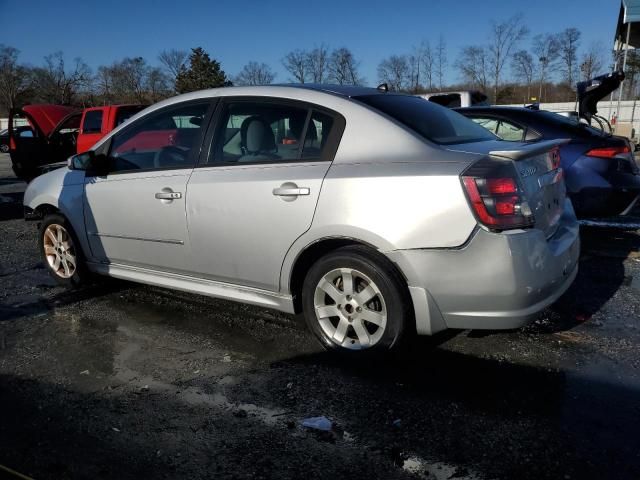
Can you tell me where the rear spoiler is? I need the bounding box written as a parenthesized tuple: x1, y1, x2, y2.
(488, 139, 571, 161)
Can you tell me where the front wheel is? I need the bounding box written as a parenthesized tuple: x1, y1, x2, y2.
(38, 214, 88, 287)
(301, 246, 410, 353)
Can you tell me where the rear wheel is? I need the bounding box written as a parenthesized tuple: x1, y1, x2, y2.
(38, 214, 88, 287)
(0, 144, 9, 153)
(302, 246, 410, 353)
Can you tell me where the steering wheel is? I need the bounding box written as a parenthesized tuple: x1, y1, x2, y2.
(153, 145, 188, 168)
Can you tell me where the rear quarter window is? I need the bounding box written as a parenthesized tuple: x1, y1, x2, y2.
(355, 94, 496, 145)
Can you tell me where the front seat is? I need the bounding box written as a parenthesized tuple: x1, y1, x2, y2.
(238, 116, 278, 162)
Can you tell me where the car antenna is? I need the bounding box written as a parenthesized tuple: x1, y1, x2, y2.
(377, 83, 389, 92)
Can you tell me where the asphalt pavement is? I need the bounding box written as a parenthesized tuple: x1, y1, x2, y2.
(1, 152, 639, 480)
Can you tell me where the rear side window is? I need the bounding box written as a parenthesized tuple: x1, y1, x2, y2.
(83, 110, 103, 134)
(207, 101, 336, 164)
(355, 94, 496, 145)
(496, 120, 525, 141)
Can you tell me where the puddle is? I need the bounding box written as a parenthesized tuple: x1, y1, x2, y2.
(109, 298, 315, 364)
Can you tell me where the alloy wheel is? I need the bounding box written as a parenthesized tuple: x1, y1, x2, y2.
(313, 268, 387, 350)
(43, 224, 77, 279)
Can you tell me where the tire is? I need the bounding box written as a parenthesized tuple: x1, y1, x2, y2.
(38, 214, 88, 287)
(301, 245, 411, 353)
(0, 144, 9, 153)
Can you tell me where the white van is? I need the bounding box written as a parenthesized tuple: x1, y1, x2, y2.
(417, 91, 489, 108)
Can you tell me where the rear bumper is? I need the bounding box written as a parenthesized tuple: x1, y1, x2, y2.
(388, 200, 580, 333)
(566, 156, 640, 216)
(570, 185, 640, 217)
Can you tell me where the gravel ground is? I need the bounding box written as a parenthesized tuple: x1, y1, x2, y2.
(1, 152, 640, 480)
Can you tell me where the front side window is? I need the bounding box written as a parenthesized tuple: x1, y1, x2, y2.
(107, 102, 209, 173)
(208, 101, 335, 164)
(115, 106, 146, 127)
(83, 110, 103, 134)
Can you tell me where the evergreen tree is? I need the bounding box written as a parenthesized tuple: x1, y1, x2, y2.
(175, 47, 231, 93)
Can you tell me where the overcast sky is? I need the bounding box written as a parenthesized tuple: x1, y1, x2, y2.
(1, 0, 622, 86)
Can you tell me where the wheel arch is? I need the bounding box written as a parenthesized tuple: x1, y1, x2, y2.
(287, 236, 413, 316)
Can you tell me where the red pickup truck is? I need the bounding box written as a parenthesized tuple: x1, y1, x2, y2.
(9, 103, 146, 180)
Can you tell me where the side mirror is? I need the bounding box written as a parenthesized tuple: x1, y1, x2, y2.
(68, 151, 94, 170)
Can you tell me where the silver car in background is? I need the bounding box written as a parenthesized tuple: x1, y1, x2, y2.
(23, 85, 580, 353)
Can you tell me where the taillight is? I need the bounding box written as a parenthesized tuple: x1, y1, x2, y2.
(585, 145, 631, 159)
(461, 159, 535, 231)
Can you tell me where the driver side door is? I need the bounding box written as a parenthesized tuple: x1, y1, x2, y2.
(83, 99, 214, 273)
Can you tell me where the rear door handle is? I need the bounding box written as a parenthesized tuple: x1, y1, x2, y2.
(155, 192, 182, 200)
(272, 187, 310, 196)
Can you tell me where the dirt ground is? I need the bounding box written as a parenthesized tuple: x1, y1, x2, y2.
(1, 153, 640, 480)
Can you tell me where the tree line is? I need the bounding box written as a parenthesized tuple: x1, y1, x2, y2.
(0, 15, 632, 115)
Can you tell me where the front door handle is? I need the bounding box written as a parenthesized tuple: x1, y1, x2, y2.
(155, 192, 182, 200)
(272, 186, 310, 196)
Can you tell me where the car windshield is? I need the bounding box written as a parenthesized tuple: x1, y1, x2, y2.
(354, 94, 497, 145)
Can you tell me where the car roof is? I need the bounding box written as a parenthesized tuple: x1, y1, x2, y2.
(283, 83, 390, 98)
(454, 106, 532, 113)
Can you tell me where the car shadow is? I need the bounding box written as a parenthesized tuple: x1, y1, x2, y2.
(530, 225, 639, 333)
(0, 191, 25, 221)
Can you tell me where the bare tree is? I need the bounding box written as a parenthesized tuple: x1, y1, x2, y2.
(307, 45, 329, 83)
(420, 40, 435, 91)
(107, 57, 150, 103)
(95, 65, 114, 104)
(158, 49, 188, 80)
(511, 50, 535, 101)
(234, 61, 276, 85)
(408, 45, 425, 93)
(455, 46, 489, 92)
(282, 50, 308, 83)
(532, 33, 559, 101)
(32, 51, 92, 104)
(327, 48, 363, 85)
(487, 14, 528, 102)
(580, 42, 605, 81)
(0, 45, 31, 113)
(146, 67, 171, 102)
(435, 35, 447, 90)
(557, 27, 581, 87)
(377, 55, 410, 91)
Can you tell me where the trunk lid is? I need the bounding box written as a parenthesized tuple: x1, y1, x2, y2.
(577, 71, 624, 122)
(448, 139, 569, 238)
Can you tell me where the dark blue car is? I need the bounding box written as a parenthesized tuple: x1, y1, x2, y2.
(455, 73, 640, 218)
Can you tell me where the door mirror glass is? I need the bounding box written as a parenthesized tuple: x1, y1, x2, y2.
(68, 151, 94, 170)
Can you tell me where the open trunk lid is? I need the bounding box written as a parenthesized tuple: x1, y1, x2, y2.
(448, 139, 569, 238)
(577, 71, 624, 122)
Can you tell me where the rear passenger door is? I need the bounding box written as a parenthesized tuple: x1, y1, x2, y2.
(186, 98, 344, 291)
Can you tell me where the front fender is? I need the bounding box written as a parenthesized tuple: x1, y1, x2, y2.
(23, 167, 91, 260)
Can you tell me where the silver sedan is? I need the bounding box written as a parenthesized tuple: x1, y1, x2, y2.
(23, 85, 580, 353)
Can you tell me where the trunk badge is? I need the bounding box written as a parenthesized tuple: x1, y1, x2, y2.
(520, 166, 538, 178)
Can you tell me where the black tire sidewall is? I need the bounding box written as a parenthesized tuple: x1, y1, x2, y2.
(38, 214, 87, 287)
(302, 248, 407, 353)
